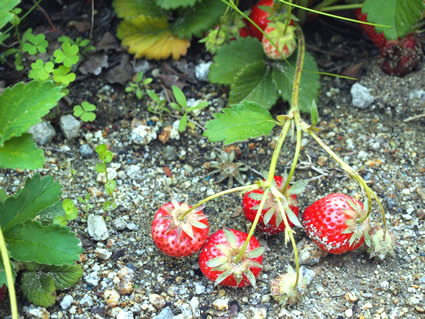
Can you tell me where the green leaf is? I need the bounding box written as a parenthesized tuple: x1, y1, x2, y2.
(53, 215, 67, 226)
(229, 61, 278, 109)
(54, 42, 79, 67)
(28, 59, 54, 81)
(289, 179, 308, 195)
(0, 174, 62, 230)
(21, 271, 56, 307)
(0, 134, 45, 170)
(209, 37, 265, 85)
(171, 0, 226, 39)
(112, 0, 162, 19)
(0, 81, 64, 147)
(38, 201, 64, 225)
(272, 52, 320, 114)
(5, 221, 82, 265)
(52, 65, 76, 86)
(0, 188, 7, 203)
(179, 113, 188, 132)
(22, 32, 48, 55)
(62, 199, 78, 220)
(172, 85, 187, 108)
(95, 162, 106, 173)
(362, 0, 425, 40)
(311, 100, 318, 126)
(204, 101, 276, 144)
(156, 0, 197, 9)
(0, 0, 20, 30)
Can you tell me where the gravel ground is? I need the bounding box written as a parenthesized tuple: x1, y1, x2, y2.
(1, 26, 425, 319)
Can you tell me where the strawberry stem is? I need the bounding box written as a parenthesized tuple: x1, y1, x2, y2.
(178, 184, 258, 221)
(282, 125, 302, 192)
(0, 228, 18, 319)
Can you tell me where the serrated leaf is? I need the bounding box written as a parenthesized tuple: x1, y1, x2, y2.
(156, 0, 197, 9)
(0, 0, 20, 30)
(5, 221, 82, 265)
(272, 52, 320, 114)
(362, 0, 425, 39)
(117, 15, 190, 60)
(204, 101, 276, 145)
(0, 81, 64, 147)
(209, 37, 265, 85)
(171, 0, 226, 39)
(229, 61, 278, 109)
(112, 0, 162, 19)
(0, 174, 62, 230)
(20, 271, 56, 307)
(0, 134, 45, 170)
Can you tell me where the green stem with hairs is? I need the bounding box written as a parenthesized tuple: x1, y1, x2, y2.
(0, 228, 18, 319)
(282, 125, 302, 192)
(179, 184, 258, 221)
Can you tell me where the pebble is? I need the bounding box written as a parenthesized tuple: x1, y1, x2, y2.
(79, 294, 94, 307)
(79, 144, 93, 158)
(87, 214, 109, 241)
(117, 310, 134, 319)
(126, 222, 139, 231)
(84, 271, 100, 286)
(153, 306, 174, 319)
(131, 124, 157, 145)
(344, 308, 353, 317)
(60, 114, 81, 140)
(29, 121, 56, 145)
(213, 297, 229, 311)
(162, 145, 178, 161)
(126, 165, 142, 180)
(104, 288, 120, 307)
(113, 217, 127, 230)
(60, 295, 73, 310)
(149, 293, 166, 309)
(115, 267, 135, 294)
(194, 282, 206, 294)
(195, 62, 212, 82)
(95, 247, 112, 260)
(351, 83, 374, 109)
(23, 305, 50, 319)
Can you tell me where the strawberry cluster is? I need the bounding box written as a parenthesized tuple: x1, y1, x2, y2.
(356, 9, 422, 76)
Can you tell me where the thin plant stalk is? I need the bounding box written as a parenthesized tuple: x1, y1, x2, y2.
(0, 228, 18, 319)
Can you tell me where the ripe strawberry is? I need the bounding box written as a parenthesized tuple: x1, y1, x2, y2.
(355, 9, 387, 49)
(380, 34, 422, 76)
(199, 228, 264, 287)
(151, 201, 209, 257)
(262, 22, 297, 60)
(302, 193, 370, 254)
(243, 176, 301, 235)
(248, 0, 274, 40)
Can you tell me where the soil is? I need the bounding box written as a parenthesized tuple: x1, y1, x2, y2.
(1, 1, 424, 318)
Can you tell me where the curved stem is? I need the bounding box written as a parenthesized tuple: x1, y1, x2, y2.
(319, 4, 362, 12)
(282, 125, 302, 191)
(179, 184, 258, 221)
(267, 119, 292, 183)
(0, 228, 18, 319)
(234, 188, 271, 263)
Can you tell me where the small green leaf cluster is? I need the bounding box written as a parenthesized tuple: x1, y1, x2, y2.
(146, 89, 170, 121)
(169, 85, 209, 132)
(73, 101, 97, 122)
(0, 174, 83, 307)
(125, 71, 153, 100)
(95, 144, 117, 212)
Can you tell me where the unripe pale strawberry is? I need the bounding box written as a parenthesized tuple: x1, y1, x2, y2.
(262, 22, 297, 60)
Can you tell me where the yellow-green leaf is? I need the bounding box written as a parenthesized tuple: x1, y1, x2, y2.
(117, 15, 190, 60)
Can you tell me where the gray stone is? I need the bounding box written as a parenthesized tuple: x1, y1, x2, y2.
(79, 294, 94, 307)
(195, 62, 212, 82)
(84, 271, 100, 286)
(29, 121, 56, 145)
(131, 125, 157, 145)
(79, 144, 93, 158)
(60, 115, 81, 140)
(153, 306, 174, 319)
(126, 165, 142, 179)
(162, 145, 177, 161)
(194, 282, 206, 294)
(117, 310, 134, 319)
(87, 214, 109, 241)
(60, 295, 73, 310)
(113, 217, 127, 231)
(351, 83, 374, 109)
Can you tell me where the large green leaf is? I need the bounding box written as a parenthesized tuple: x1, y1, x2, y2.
(38, 201, 65, 225)
(0, 80, 63, 147)
(0, 133, 45, 170)
(157, 0, 197, 9)
(229, 61, 278, 109)
(272, 52, 320, 114)
(112, 0, 162, 19)
(209, 37, 265, 85)
(0, 174, 62, 230)
(171, 0, 226, 39)
(362, 0, 424, 40)
(21, 263, 83, 307)
(204, 101, 276, 144)
(0, 0, 19, 30)
(5, 221, 82, 265)
(0, 188, 7, 203)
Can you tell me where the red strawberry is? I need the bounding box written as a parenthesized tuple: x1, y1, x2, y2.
(262, 22, 297, 60)
(199, 228, 264, 287)
(243, 176, 301, 235)
(355, 9, 387, 49)
(302, 193, 370, 254)
(151, 201, 209, 257)
(380, 34, 422, 76)
(248, 0, 274, 40)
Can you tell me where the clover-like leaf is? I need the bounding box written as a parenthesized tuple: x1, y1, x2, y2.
(22, 31, 48, 55)
(52, 65, 76, 86)
(54, 42, 79, 67)
(28, 59, 54, 81)
(117, 15, 190, 60)
(362, 0, 425, 40)
(73, 101, 96, 122)
(204, 101, 276, 144)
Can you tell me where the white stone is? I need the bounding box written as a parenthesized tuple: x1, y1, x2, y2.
(351, 83, 374, 109)
(87, 214, 109, 241)
(29, 121, 56, 145)
(60, 114, 81, 140)
(60, 295, 73, 309)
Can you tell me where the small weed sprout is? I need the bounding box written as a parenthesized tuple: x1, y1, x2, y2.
(78, 193, 93, 215)
(146, 89, 170, 121)
(208, 150, 249, 188)
(73, 101, 96, 122)
(125, 71, 153, 100)
(95, 144, 117, 212)
(54, 198, 79, 226)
